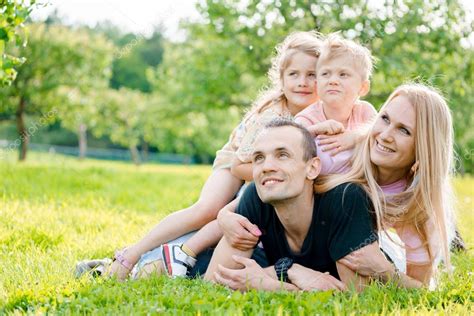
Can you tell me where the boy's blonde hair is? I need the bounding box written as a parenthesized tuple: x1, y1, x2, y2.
(318, 33, 374, 81)
(245, 31, 323, 119)
(316, 83, 455, 271)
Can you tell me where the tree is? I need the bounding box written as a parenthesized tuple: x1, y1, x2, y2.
(0, 0, 36, 86)
(0, 23, 113, 160)
(91, 88, 148, 165)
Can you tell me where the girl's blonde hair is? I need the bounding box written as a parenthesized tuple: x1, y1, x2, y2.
(316, 83, 456, 268)
(245, 31, 323, 119)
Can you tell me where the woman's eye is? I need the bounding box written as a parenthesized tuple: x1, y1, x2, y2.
(320, 72, 328, 76)
(381, 114, 390, 123)
(308, 73, 316, 77)
(400, 127, 411, 136)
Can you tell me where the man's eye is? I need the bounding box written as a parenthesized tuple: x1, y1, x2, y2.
(253, 155, 264, 163)
(321, 72, 328, 76)
(308, 73, 316, 77)
(278, 152, 289, 159)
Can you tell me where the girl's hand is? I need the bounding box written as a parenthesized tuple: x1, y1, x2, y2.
(338, 242, 394, 279)
(308, 119, 345, 136)
(317, 130, 358, 156)
(217, 209, 261, 251)
(107, 260, 132, 280)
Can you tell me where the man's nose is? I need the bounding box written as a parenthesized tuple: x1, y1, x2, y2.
(262, 156, 278, 172)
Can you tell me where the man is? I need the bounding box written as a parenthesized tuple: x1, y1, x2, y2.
(204, 119, 378, 291)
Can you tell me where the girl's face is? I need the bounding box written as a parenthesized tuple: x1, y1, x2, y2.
(370, 95, 417, 182)
(282, 52, 318, 115)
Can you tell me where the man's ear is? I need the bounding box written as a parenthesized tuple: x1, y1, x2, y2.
(359, 80, 370, 97)
(306, 157, 321, 180)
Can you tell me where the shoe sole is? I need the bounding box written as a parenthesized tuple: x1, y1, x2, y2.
(162, 244, 173, 276)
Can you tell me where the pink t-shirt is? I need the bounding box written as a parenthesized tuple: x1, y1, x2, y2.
(380, 179, 432, 264)
(295, 100, 376, 175)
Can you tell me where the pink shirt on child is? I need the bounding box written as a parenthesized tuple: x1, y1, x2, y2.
(295, 100, 376, 175)
(380, 179, 432, 264)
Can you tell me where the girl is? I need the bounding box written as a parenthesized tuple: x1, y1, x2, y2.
(106, 31, 323, 279)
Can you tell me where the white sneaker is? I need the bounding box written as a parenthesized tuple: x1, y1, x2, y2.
(161, 243, 196, 277)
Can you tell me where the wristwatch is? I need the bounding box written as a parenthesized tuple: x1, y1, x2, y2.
(274, 257, 294, 282)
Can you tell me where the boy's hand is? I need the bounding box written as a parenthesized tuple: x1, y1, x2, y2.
(317, 130, 359, 156)
(308, 120, 345, 136)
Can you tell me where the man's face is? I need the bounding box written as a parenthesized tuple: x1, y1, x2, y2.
(251, 126, 316, 204)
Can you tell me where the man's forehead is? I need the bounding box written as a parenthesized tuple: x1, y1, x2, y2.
(253, 127, 301, 152)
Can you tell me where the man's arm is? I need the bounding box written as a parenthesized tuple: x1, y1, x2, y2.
(204, 235, 253, 282)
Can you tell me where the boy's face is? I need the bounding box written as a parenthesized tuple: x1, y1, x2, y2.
(316, 54, 369, 108)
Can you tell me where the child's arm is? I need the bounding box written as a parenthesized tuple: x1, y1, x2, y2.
(307, 119, 345, 137)
(317, 127, 368, 156)
(230, 157, 253, 181)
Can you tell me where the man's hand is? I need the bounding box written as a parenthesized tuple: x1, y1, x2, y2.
(214, 255, 298, 291)
(316, 130, 359, 156)
(287, 264, 346, 291)
(308, 120, 345, 137)
(217, 209, 261, 251)
(338, 242, 394, 280)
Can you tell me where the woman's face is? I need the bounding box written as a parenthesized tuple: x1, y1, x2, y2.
(370, 95, 417, 181)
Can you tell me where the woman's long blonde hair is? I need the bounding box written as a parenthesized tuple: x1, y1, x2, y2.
(244, 31, 323, 120)
(316, 83, 456, 268)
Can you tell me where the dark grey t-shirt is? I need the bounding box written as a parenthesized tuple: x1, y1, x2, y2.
(236, 182, 377, 279)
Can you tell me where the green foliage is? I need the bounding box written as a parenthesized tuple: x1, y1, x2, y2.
(108, 29, 164, 93)
(152, 0, 474, 171)
(0, 0, 35, 86)
(0, 152, 472, 314)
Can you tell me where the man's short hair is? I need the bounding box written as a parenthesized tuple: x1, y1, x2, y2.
(264, 119, 317, 161)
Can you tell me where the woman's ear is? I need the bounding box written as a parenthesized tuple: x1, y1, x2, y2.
(410, 161, 419, 176)
(306, 157, 321, 180)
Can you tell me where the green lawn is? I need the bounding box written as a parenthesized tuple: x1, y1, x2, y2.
(1, 151, 473, 315)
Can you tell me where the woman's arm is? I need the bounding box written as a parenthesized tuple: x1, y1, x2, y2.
(338, 242, 426, 288)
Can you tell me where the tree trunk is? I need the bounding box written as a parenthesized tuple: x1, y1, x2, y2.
(16, 97, 28, 161)
(78, 123, 87, 160)
(129, 144, 141, 165)
(141, 141, 149, 162)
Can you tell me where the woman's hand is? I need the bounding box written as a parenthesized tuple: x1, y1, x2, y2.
(217, 208, 261, 251)
(288, 264, 346, 291)
(338, 242, 394, 280)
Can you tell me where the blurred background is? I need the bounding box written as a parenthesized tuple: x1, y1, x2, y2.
(1, 0, 473, 172)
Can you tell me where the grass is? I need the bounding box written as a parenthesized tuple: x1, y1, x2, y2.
(0, 151, 473, 315)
